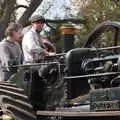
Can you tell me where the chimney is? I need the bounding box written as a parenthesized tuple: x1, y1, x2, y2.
(59, 25, 76, 52)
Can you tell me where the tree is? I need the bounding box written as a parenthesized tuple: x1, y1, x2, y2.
(0, 0, 86, 42)
(70, 0, 120, 47)
(18, 0, 43, 26)
(0, 0, 43, 40)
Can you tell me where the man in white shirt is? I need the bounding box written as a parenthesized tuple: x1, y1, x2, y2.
(22, 15, 56, 110)
(22, 15, 55, 63)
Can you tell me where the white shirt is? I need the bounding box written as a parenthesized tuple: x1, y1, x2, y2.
(22, 27, 45, 63)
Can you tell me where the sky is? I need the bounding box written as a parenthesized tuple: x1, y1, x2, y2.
(16, 0, 28, 19)
(37, 0, 72, 19)
(17, 0, 72, 19)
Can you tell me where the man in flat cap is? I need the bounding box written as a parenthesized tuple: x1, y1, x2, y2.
(22, 15, 56, 109)
(22, 14, 55, 63)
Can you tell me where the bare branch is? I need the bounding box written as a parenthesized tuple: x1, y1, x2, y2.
(15, 5, 28, 10)
(18, 0, 43, 26)
(42, 4, 53, 16)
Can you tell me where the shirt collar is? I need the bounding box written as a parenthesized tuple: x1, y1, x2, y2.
(31, 27, 37, 33)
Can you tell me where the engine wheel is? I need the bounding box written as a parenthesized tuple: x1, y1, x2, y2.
(0, 82, 36, 120)
(83, 21, 120, 50)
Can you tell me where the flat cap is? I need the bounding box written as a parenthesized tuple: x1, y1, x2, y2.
(29, 15, 45, 23)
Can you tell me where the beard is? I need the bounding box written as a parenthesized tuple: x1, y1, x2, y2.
(36, 28, 42, 33)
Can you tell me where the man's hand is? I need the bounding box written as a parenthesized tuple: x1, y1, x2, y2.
(48, 52, 56, 56)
